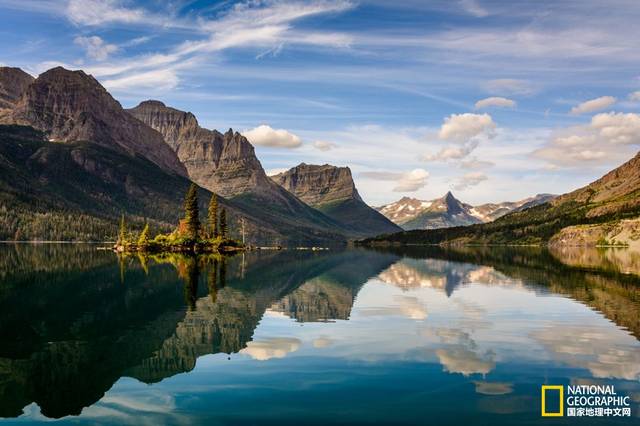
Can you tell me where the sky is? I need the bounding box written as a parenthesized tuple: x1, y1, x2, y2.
(1, 0, 640, 206)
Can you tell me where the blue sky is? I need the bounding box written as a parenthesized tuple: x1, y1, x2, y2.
(1, 0, 640, 205)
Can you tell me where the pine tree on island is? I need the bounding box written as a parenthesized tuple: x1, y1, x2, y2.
(118, 214, 127, 245)
(220, 208, 228, 239)
(184, 183, 200, 240)
(208, 193, 219, 238)
(138, 223, 150, 247)
(114, 185, 244, 253)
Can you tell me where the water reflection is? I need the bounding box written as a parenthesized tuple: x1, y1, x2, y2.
(0, 243, 638, 424)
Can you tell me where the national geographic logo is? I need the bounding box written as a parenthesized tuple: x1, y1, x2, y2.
(541, 386, 563, 417)
(541, 385, 632, 418)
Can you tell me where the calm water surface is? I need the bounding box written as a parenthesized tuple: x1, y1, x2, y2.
(0, 244, 638, 425)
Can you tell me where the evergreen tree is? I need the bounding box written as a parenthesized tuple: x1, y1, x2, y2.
(184, 183, 200, 239)
(220, 208, 228, 239)
(138, 223, 150, 247)
(208, 193, 219, 238)
(118, 214, 127, 244)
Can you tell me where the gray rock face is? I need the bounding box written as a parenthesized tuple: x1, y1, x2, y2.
(3, 67, 187, 177)
(272, 163, 402, 237)
(0, 67, 34, 110)
(128, 101, 349, 242)
(271, 163, 363, 206)
(128, 100, 275, 198)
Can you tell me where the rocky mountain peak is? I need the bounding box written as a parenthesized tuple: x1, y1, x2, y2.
(0, 67, 34, 110)
(379, 191, 558, 231)
(128, 101, 276, 198)
(271, 163, 363, 206)
(138, 100, 166, 108)
(2, 66, 187, 176)
(439, 191, 466, 214)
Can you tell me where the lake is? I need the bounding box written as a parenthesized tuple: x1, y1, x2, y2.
(0, 244, 638, 425)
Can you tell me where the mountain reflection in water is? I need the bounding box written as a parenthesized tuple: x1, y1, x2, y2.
(0, 244, 638, 424)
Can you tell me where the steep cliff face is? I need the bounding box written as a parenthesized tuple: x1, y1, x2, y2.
(272, 163, 401, 237)
(128, 101, 349, 243)
(3, 67, 186, 176)
(271, 163, 363, 206)
(0, 67, 34, 110)
(128, 101, 271, 197)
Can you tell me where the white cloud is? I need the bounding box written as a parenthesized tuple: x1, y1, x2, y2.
(266, 167, 289, 176)
(59, 0, 356, 92)
(243, 125, 302, 148)
(460, 157, 494, 170)
(74, 36, 118, 61)
(484, 79, 535, 96)
(394, 169, 429, 192)
(422, 141, 479, 162)
(629, 91, 640, 102)
(67, 0, 148, 26)
(591, 112, 640, 144)
(438, 113, 496, 143)
(122, 35, 153, 47)
(360, 168, 430, 192)
(474, 96, 516, 109)
(240, 337, 301, 361)
(102, 68, 179, 91)
(459, 0, 489, 18)
(312, 140, 337, 151)
(570, 96, 616, 115)
(534, 112, 640, 166)
(454, 172, 488, 190)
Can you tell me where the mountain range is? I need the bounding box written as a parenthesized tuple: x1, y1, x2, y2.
(271, 163, 401, 237)
(2, 64, 634, 247)
(360, 150, 640, 246)
(0, 65, 394, 244)
(376, 192, 555, 230)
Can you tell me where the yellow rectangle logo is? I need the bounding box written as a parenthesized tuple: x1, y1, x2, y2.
(541, 385, 564, 417)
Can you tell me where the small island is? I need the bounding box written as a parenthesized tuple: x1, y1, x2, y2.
(114, 183, 245, 254)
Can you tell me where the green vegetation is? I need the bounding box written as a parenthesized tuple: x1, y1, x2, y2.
(0, 125, 348, 245)
(220, 208, 227, 239)
(115, 186, 243, 254)
(359, 189, 640, 247)
(208, 193, 218, 238)
(0, 125, 207, 241)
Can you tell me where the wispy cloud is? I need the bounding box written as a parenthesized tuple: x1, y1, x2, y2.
(453, 172, 488, 190)
(74, 36, 118, 61)
(312, 140, 337, 151)
(361, 168, 430, 192)
(55, 0, 357, 93)
(534, 112, 640, 167)
(570, 96, 616, 115)
(474, 97, 516, 110)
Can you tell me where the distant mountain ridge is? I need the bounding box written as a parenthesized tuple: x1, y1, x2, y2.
(271, 163, 401, 237)
(377, 192, 555, 230)
(360, 152, 640, 246)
